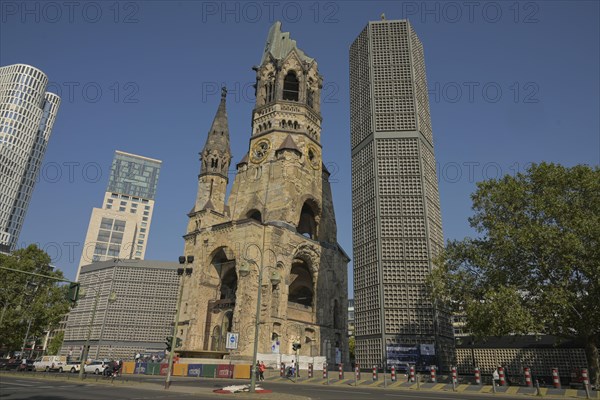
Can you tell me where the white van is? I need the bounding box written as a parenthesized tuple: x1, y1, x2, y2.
(33, 356, 68, 372)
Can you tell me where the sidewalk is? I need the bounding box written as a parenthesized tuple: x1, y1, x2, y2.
(263, 370, 599, 399)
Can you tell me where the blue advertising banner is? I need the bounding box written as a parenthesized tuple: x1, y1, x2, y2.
(386, 344, 419, 366)
(386, 343, 436, 372)
(187, 364, 203, 377)
(134, 362, 147, 374)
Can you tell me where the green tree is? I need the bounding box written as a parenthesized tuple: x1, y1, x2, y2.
(429, 163, 600, 385)
(348, 336, 355, 362)
(0, 245, 71, 356)
(46, 330, 64, 355)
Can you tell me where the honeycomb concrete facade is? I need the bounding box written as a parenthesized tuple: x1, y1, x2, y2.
(178, 22, 349, 364)
(61, 259, 180, 360)
(350, 19, 454, 370)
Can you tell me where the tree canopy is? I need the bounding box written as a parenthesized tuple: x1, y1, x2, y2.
(0, 245, 71, 357)
(429, 163, 600, 384)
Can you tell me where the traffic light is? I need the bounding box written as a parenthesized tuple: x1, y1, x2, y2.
(67, 282, 80, 304)
(165, 336, 173, 351)
(292, 343, 301, 351)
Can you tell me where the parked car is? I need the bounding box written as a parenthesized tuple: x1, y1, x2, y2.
(83, 360, 110, 375)
(33, 356, 67, 372)
(1, 358, 34, 371)
(63, 362, 81, 373)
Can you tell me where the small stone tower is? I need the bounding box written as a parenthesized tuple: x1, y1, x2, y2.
(195, 87, 232, 215)
(178, 22, 349, 365)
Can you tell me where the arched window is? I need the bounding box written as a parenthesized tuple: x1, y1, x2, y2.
(211, 325, 221, 351)
(265, 82, 274, 103)
(288, 259, 313, 307)
(333, 299, 341, 329)
(307, 88, 314, 108)
(210, 248, 237, 300)
(283, 72, 299, 101)
(297, 202, 317, 240)
(211, 158, 218, 168)
(247, 209, 262, 222)
(219, 267, 237, 300)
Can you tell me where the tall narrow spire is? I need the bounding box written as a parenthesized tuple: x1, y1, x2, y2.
(200, 87, 232, 179)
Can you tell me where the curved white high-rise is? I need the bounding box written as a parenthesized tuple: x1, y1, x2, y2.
(0, 64, 61, 253)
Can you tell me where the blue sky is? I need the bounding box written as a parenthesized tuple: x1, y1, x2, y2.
(2, 1, 598, 296)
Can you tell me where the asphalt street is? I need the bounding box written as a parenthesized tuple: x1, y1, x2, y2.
(0, 372, 538, 400)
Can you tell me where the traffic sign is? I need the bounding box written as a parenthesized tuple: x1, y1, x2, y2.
(226, 332, 239, 350)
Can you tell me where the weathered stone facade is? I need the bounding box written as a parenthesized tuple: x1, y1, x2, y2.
(178, 22, 349, 364)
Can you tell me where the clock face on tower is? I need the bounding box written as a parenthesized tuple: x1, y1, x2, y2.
(250, 139, 271, 163)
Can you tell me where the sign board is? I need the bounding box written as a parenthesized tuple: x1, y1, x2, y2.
(226, 332, 239, 350)
(271, 340, 280, 354)
(387, 343, 437, 372)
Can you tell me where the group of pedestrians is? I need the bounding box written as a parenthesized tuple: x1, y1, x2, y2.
(255, 361, 266, 381)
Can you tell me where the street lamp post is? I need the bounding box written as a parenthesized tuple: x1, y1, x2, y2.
(78, 281, 117, 379)
(239, 256, 281, 393)
(164, 255, 193, 390)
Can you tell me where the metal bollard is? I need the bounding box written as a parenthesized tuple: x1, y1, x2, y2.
(280, 362, 284, 377)
(372, 365, 377, 381)
(498, 366, 506, 386)
(308, 363, 313, 378)
(430, 365, 436, 383)
(474, 367, 481, 385)
(582, 368, 591, 399)
(552, 368, 560, 389)
(323, 363, 327, 379)
(391, 366, 396, 382)
(524, 367, 532, 387)
(451, 366, 457, 391)
(409, 365, 415, 382)
(355, 364, 360, 380)
(338, 363, 343, 380)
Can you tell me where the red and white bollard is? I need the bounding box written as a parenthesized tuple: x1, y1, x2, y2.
(372, 365, 377, 381)
(430, 365, 436, 383)
(498, 367, 506, 386)
(552, 368, 561, 389)
(524, 367, 532, 387)
(451, 366, 457, 384)
(474, 367, 481, 385)
(409, 365, 415, 382)
(582, 368, 590, 386)
(308, 363, 313, 378)
(391, 366, 396, 382)
(354, 364, 360, 380)
(323, 363, 327, 379)
(280, 363, 285, 377)
(338, 363, 343, 380)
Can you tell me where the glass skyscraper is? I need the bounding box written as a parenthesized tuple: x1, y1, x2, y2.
(0, 64, 61, 253)
(350, 19, 454, 370)
(77, 150, 161, 280)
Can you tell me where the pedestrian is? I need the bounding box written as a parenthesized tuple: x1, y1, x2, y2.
(256, 361, 261, 380)
(493, 368, 499, 385)
(259, 361, 266, 381)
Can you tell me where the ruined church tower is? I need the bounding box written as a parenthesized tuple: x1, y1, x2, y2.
(178, 22, 349, 364)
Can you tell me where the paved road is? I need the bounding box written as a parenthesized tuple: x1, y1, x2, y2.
(0, 375, 207, 399)
(0, 372, 552, 400)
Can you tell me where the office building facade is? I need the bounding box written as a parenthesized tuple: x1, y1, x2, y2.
(350, 19, 454, 370)
(0, 64, 61, 253)
(61, 259, 180, 360)
(77, 151, 161, 280)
